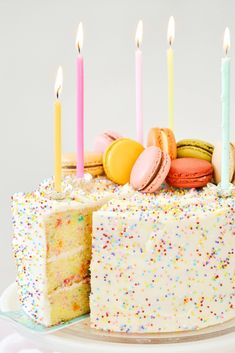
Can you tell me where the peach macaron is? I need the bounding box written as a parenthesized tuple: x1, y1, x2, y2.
(212, 142, 235, 185)
(147, 127, 177, 160)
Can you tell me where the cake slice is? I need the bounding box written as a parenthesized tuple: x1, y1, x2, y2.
(12, 177, 116, 326)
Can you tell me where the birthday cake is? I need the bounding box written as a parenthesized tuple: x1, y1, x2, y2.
(10, 20, 235, 334)
(12, 133, 235, 332)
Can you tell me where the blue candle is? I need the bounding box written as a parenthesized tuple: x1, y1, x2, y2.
(221, 27, 231, 190)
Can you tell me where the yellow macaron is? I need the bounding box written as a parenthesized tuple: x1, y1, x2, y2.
(62, 151, 104, 177)
(103, 138, 144, 185)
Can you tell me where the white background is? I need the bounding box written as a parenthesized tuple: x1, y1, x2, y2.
(0, 0, 235, 291)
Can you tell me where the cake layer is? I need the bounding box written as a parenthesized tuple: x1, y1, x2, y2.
(46, 247, 91, 293)
(45, 210, 93, 258)
(49, 280, 90, 325)
(90, 187, 235, 333)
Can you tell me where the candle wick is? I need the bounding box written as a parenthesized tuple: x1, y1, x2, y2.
(77, 44, 81, 54)
(56, 87, 61, 99)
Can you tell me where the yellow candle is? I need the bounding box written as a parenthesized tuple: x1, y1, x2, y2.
(167, 16, 175, 131)
(167, 46, 174, 130)
(54, 66, 63, 192)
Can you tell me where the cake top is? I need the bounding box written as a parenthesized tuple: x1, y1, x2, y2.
(97, 185, 235, 223)
(12, 175, 119, 217)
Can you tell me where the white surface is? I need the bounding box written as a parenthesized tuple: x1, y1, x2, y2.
(1, 0, 235, 290)
(1, 283, 235, 353)
(0, 284, 55, 353)
(0, 282, 19, 312)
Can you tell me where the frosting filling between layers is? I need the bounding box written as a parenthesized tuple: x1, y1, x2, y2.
(47, 246, 84, 263)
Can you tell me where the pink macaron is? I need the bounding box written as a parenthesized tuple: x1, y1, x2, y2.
(130, 146, 171, 193)
(94, 131, 122, 153)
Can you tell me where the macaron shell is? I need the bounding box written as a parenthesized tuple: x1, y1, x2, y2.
(85, 165, 104, 176)
(62, 151, 104, 177)
(62, 152, 77, 168)
(94, 135, 113, 153)
(103, 138, 144, 185)
(94, 131, 122, 153)
(105, 131, 122, 140)
(130, 146, 163, 191)
(167, 174, 212, 188)
(143, 151, 171, 193)
(166, 157, 213, 188)
(177, 139, 214, 162)
(211, 142, 235, 184)
(161, 128, 177, 159)
(147, 128, 162, 148)
(62, 165, 104, 177)
(147, 127, 176, 160)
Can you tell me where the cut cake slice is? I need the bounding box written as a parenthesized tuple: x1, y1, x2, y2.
(12, 177, 116, 326)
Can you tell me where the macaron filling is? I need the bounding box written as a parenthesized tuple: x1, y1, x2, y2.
(177, 143, 213, 153)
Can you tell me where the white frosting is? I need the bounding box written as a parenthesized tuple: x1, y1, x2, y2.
(47, 246, 84, 263)
(90, 188, 235, 332)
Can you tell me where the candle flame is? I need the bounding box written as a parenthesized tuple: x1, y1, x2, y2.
(55, 66, 63, 99)
(135, 20, 143, 49)
(167, 16, 175, 46)
(223, 27, 230, 55)
(76, 22, 84, 53)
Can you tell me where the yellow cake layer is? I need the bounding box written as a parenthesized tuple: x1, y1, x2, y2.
(45, 209, 93, 258)
(49, 281, 90, 325)
(46, 247, 91, 293)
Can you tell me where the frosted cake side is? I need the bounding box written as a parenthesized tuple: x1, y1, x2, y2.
(90, 188, 235, 332)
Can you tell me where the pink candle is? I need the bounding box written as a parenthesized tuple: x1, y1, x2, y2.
(135, 20, 143, 144)
(76, 22, 84, 178)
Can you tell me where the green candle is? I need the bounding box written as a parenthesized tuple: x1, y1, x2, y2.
(221, 27, 231, 190)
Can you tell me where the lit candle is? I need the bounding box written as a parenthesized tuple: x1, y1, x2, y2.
(167, 16, 175, 131)
(76, 22, 84, 178)
(135, 20, 143, 144)
(54, 66, 63, 192)
(221, 27, 231, 190)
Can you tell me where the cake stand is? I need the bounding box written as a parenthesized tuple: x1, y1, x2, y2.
(1, 283, 235, 353)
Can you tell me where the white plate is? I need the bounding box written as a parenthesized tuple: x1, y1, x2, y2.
(1, 283, 235, 353)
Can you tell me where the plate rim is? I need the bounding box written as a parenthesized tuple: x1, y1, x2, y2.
(1, 282, 235, 352)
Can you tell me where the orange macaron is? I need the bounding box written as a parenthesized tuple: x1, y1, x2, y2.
(147, 128, 177, 160)
(166, 158, 214, 188)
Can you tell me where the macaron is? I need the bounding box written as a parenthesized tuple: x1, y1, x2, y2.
(130, 146, 171, 193)
(94, 131, 122, 153)
(62, 151, 104, 177)
(103, 138, 144, 185)
(177, 139, 214, 162)
(211, 142, 235, 185)
(166, 158, 214, 188)
(147, 128, 177, 160)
